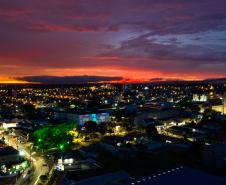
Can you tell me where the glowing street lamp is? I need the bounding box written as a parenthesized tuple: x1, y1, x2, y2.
(59, 144, 64, 150)
(19, 150, 25, 156)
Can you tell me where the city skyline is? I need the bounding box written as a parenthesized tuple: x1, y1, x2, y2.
(0, 0, 226, 83)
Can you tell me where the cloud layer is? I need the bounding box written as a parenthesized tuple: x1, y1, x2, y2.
(0, 0, 226, 82)
(17, 75, 123, 84)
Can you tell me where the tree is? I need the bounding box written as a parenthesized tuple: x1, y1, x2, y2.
(145, 124, 159, 138)
(32, 122, 77, 151)
(84, 121, 98, 133)
(21, 104, 36, 119)
(98, 122, 108, 134)
(202, 109, 219, 121)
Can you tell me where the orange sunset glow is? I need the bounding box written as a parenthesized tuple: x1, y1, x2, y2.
(0, 77, 29, 84)
(1, 1, 226, 185)
(0, 0, 226, 84)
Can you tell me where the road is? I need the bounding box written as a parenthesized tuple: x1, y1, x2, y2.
(4, 134, 49, 185)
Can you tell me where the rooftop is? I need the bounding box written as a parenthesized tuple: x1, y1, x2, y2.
(130, 166, 226, 185)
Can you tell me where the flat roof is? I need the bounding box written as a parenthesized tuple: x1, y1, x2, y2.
(130, 166, 226, 185)
(0, 146, 18, 156)
(60, 170, 130, 185)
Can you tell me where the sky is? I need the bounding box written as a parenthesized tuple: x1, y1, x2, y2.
(0, 0, 226, 83)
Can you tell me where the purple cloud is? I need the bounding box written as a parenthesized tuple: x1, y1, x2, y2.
(0, 0, 226, 80)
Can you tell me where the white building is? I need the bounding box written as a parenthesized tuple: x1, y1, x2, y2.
(193, 94, 207, 102)
(54, 112, 110, 126)
(2, 122, 18, 130)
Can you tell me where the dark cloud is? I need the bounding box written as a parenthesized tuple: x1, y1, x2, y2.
(0, 0, 226, 81)
(149, 78, 164, 82)
(1, 0, 226, 34)
(115, 33, 226, 61)
(17, 76, 123, 84)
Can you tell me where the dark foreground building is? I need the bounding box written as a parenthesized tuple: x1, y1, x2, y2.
(129, 166, 226, 185)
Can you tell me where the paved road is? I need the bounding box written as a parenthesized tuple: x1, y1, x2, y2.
(4, 134, 49, 185)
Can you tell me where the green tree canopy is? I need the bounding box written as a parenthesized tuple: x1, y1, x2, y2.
(33, 122, 77, 151)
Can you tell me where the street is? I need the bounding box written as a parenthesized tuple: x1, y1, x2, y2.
(4, 134, 49, 185)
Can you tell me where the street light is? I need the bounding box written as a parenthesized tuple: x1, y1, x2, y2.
(59, 144, 64, 150)
(19, 150, 25, 156)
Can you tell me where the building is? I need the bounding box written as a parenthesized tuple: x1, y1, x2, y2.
(54, 111, 110, 126)
(135, 110, 193, 128)
(56, 158, 100, 172)
(0, 147, 20, 163)
(211, 95, 226, 115)
(76, 113, 110, 125)
(202, 144, 226, 168)
(128, 166, 226, 185)
(2, 122, 18, 130)
(60, 170, 130, 185)
(193, 94, 207, 102)
(165, 126, 207, 142)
